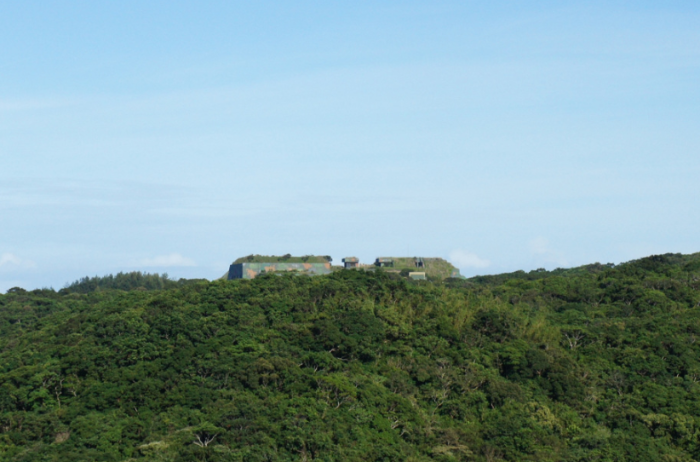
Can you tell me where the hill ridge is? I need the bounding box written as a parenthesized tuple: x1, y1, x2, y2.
(1, 252, 699, 460)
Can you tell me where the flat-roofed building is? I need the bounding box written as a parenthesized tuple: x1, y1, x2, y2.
(228, 255, 332, 279)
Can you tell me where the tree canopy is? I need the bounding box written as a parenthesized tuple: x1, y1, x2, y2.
(1, 253, 700, 461)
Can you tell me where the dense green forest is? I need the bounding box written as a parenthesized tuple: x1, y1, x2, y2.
(2, 253, 700, 461)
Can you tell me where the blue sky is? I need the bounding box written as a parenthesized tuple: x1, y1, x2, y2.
(1, 1, 699, 291)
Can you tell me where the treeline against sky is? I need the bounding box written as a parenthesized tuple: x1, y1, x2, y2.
(1, 254, 700, 461)
(60, 272, 202, 294)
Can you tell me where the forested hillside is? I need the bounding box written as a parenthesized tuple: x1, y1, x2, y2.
(2, 253, 700, 461)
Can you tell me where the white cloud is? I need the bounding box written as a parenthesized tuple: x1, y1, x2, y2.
(140, 253, 196, 268)
(449, 250, 491, 269)
(0, 253, 36, 270)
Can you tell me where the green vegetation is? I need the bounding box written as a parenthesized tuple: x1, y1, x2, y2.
(462, 265, 605, 286)
(1, 253, 700, 461)
(61, 272, 203, 294)
(233, 255, 332, 264)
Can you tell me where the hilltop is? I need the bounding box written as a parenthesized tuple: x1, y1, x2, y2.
(374, 257, 462, 279)
(1, 253, 700, 461)
(227, 255, 461, 281)
(232, 255, 332, 264)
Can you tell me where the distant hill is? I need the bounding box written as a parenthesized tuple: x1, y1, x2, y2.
(1, 253, 700, 460)
(461, 252, 700, 287)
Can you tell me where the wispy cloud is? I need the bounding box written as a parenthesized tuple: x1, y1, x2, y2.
(139, 253, 196, 268)
(0, 253, 36, 270)
(0, 97, 78, 112)
(0, 179, 189, 210)
(449, 250, 491, 269)
(529, 237, 550, 255)
(529, 237, 568, 267)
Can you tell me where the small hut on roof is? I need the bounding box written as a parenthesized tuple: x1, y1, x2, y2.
(342, 257, 359, 269)
(375, 257, 394, 267)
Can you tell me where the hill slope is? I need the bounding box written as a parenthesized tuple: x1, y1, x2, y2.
(1, 253, 700, 461)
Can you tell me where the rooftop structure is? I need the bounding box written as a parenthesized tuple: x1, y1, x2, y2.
(375, 257, 394, 267)
(342, 257, 359, 269)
